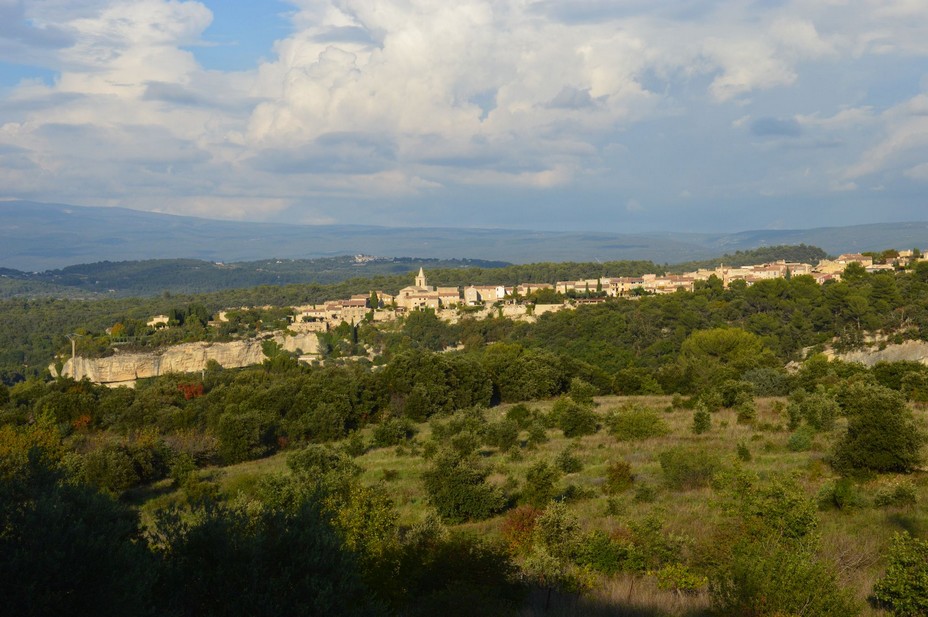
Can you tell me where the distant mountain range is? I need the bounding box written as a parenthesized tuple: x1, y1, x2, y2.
(2, 200, 927, 271)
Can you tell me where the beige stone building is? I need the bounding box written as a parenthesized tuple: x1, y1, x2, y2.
(396, 268, 460, 310)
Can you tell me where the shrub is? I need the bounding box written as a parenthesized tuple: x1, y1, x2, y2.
(653, 563, 708, 595)
(696, 389, 724, 413)
(568, 377, 598, 405)
(485, 419, 520, 452)
(217, 410, 277, 464)
(526, 422, 548, 448)
(735, 399, 756, 424)
(505, 403, 533, 428)
(787, 388, 840, 431)
(659, 447, 721, 490)
(287, 444, 360, 479)
(873, 533, 928, 617)
(342, 431, 368, 457)
(603, 460, 634, 494)
(874, 480, 918, 508)
(607, 404, 670, 441)
(522, 460, 561, 507)
(576, 530, 627, 575)
(551, 398, 598, 438)
(634, 483, 657, 503)
(371, 416, 417, 448)
(422, 450, 505, 523)
(787, 426, 815, 452)
(555, 445, 583, 473)
(429, 407, 486, 442)
(626, 515, 688, 572)
(833, 383, 926, 474)
(82, 439, 171, 494)
(736, 442, 751, 462)
(692, 407, 711, 435)
(717, 380, 754, 408)
(817, 478, 865, 511)
(710, 539, 860, 617)
(742, 367, 791, 396)
(501, 505, 542, 554)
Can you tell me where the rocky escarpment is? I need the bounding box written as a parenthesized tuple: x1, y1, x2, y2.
(54, 332, 320, 386)
(824, 339, 928, 366)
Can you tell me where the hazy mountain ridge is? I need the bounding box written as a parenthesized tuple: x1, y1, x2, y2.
(0, 255, 511, 298)
(2, 200, 927, 271)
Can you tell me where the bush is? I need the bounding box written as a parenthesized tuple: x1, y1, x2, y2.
(505, 403, 533, 428)
(526, 422, 549, 448)
(718, 380, 755, 408)
(659, 447, 721, 490)
(873, 533, 928, 617)
(734, 399, 756, 424)
(736, 442, 751, 462)
(710, 539, 860, 617)
(634, 483, 657, 503)
(692, 407, 711, 435)
(82, 439, 171, 494)
(603, 460, 634, 494)
(568, 377, 598, 405)
(817, 478, 865, 511)
(787, 388, 840, 431)
(741, 367, 792, 396)
(485, 419, 519, 452)
(287, 444, 360, 479)
(551, 398, 598, 438)
(833, 383, 926, 474)
(217, 410, 277, 464)
(371, 416, 417, 448)
(653, 563, 708, 595)
(521, 460, 561, 507)
(787, 426, 815, 452)
(874, 480, 918, 508)
(576, 530, 628, 575)
(501, 505, 542, 554)
(555, 445, 583, 473)
(607, 404, 670, 441)
(422, 450, 505, 523)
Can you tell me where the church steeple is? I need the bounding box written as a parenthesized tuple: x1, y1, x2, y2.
(415, 267, 427, 288)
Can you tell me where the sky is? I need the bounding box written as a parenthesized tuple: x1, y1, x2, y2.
(0, 0, 927, 233)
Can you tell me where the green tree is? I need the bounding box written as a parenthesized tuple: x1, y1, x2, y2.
(422, 449, 505, 523)
(873, 532, 928, 616)
(833, 383, 926, 474)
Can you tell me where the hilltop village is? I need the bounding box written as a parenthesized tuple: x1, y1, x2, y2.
(262, 250, 925, 332)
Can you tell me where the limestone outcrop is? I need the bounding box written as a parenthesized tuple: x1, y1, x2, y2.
(55, 332, 320, 386)
(824, 339, 928, 367)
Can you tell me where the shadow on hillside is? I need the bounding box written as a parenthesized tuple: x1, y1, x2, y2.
(520, 588, 712, 617)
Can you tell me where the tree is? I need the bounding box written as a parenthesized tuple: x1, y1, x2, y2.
(677, 328, 776, 392)
(151, 496, 383, 617)
(873, 532, 928, 616)
(0, 448, 155, 616)
(833, 383, 926, 474)
(422, 449, 505, 524)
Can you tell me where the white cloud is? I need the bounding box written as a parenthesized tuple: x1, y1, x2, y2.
(0, 0, 927, 230)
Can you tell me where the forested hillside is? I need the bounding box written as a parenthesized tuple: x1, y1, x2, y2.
(3, 257, 928, 616)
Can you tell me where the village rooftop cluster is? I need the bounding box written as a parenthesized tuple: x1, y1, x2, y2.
(236, 250, 922, 332)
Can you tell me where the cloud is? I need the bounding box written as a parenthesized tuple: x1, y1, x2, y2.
(750, 116, 802, 137)
(0, 0, 927, 233)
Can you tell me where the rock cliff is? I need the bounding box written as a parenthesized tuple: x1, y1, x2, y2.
(55, 332, 320, 386)
(824, 339, 928, 367)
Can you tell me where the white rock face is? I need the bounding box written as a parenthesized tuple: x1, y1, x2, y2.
(56, 332, 320, 386)
(824, 339, 928, 367)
